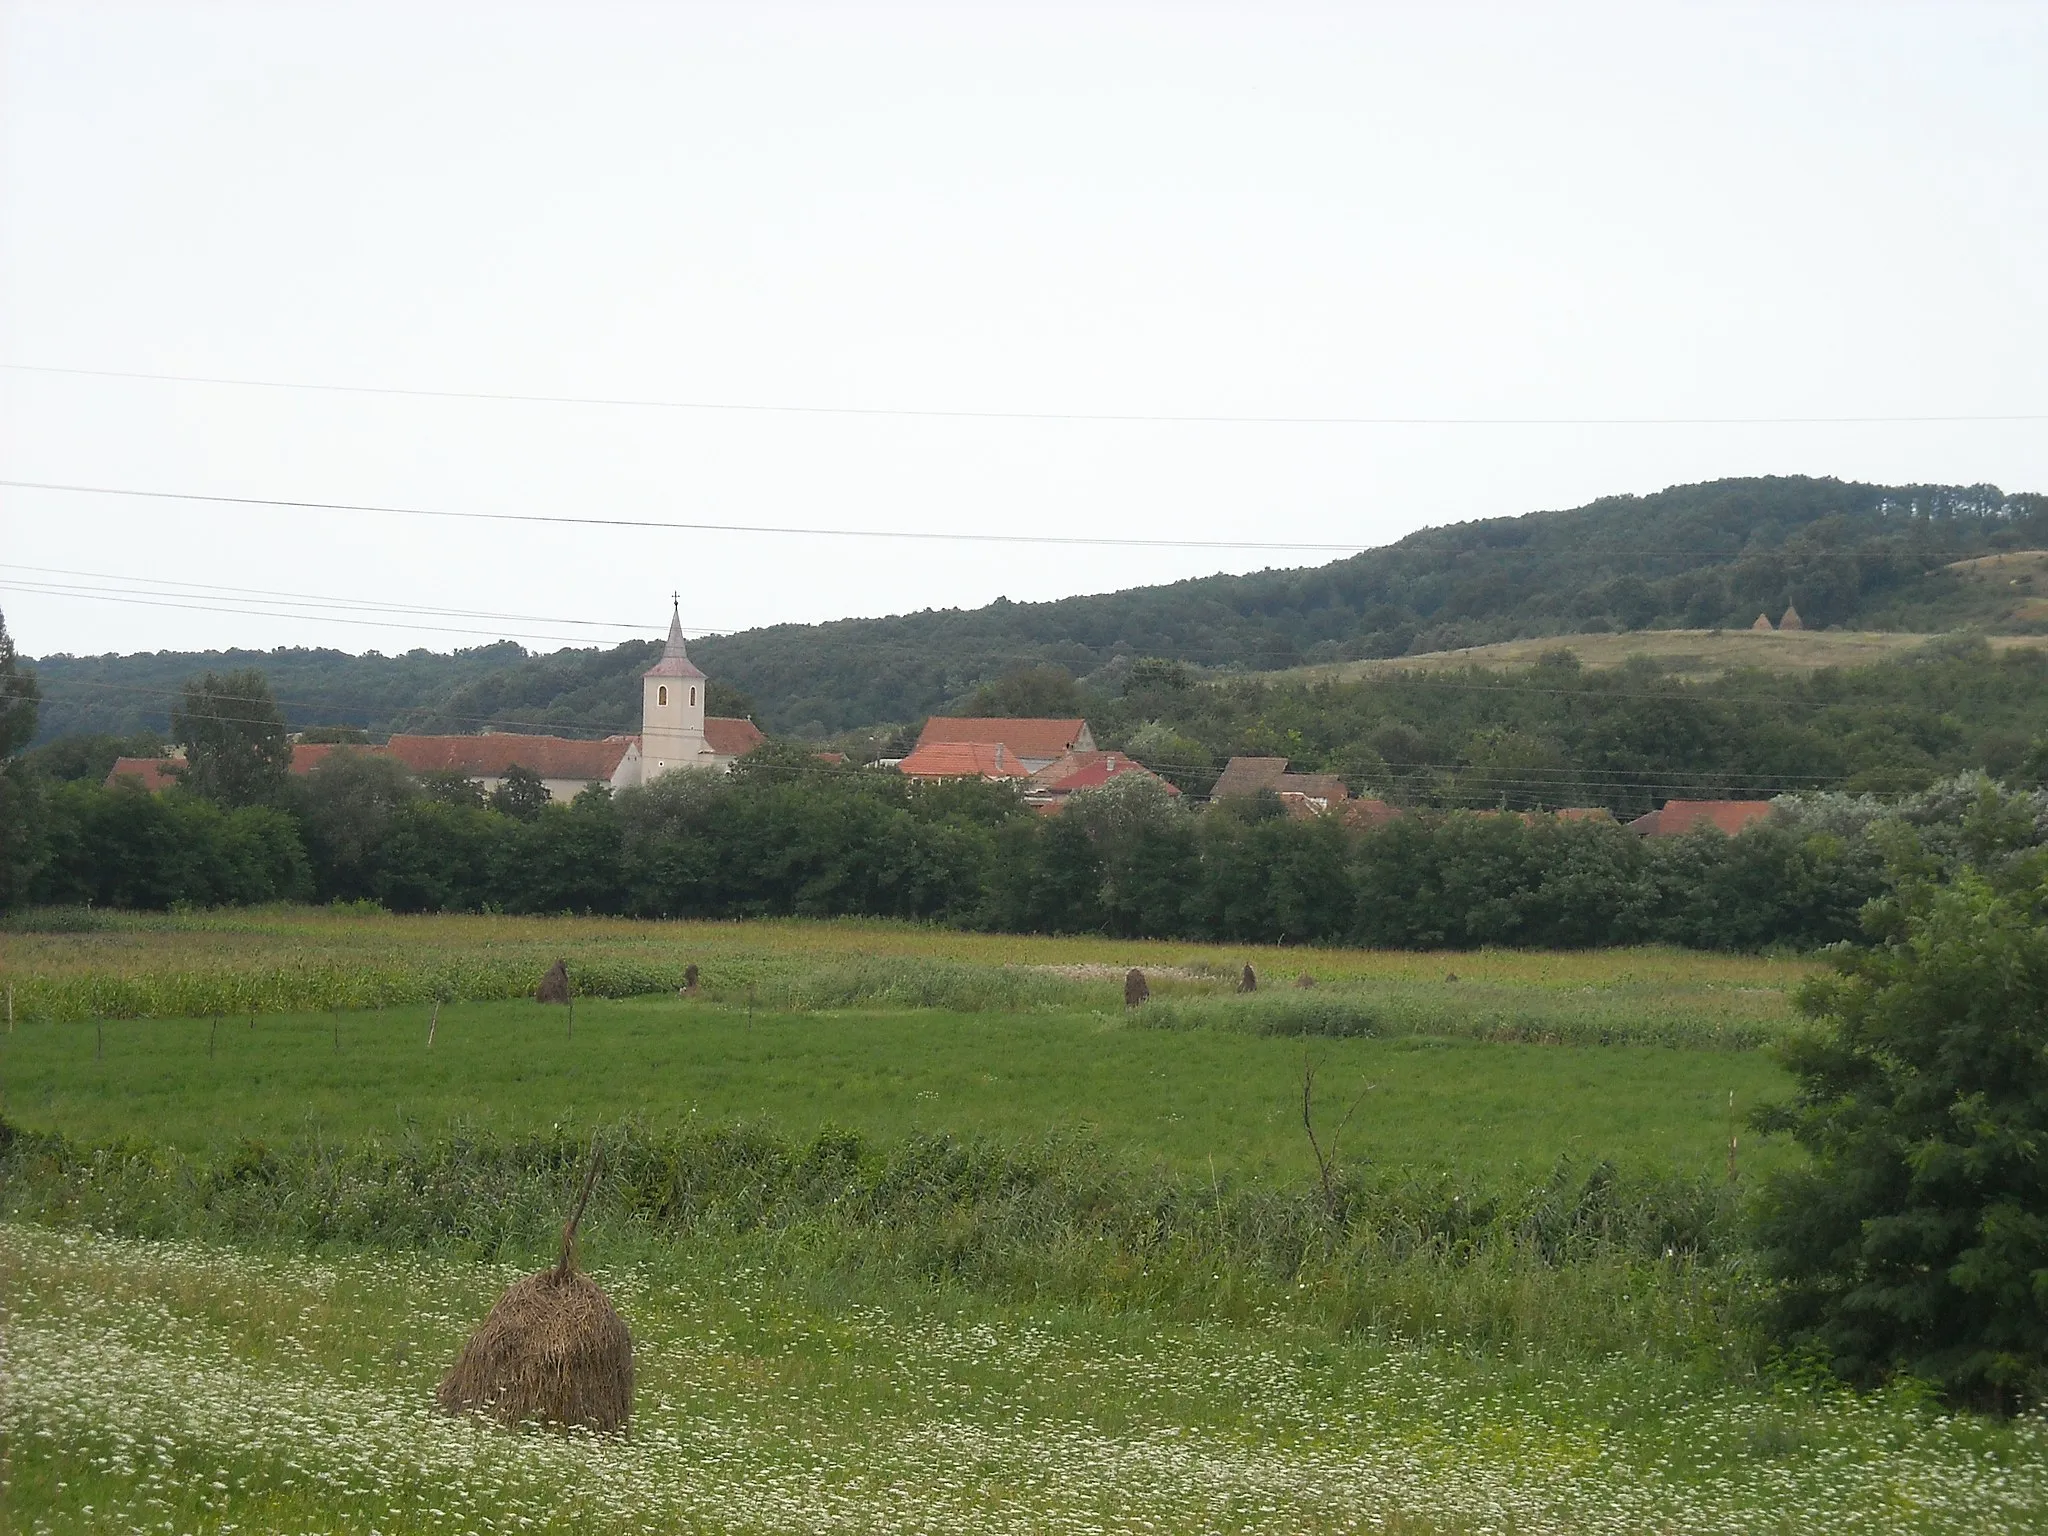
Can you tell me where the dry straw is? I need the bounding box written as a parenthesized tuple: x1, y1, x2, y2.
(436, 1146, 633, 1434)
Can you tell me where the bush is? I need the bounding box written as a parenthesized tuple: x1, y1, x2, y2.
(1751, 871, 2048, 1410)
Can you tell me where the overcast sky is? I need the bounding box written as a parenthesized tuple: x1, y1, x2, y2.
(3, 1, 2044, 660)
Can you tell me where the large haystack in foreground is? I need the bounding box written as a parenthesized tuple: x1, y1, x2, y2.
(437, 1154, 632, 1433)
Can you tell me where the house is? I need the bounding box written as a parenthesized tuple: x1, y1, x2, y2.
(897, 740, 1032, 782)
(1629, 799, 1774, 836)
(103, 602, 765, 804)
(1024, 750, 1179, 810)
(912, 717, 1095, 774)
(1210, 756, 1351, 815)
(382, 733, 643, 803)
(105, 752, 186, 792)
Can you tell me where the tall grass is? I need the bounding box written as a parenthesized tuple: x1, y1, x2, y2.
(1, 957, 694, 1023)
(0, 1116, 1752, 1366)
(1132, 987, 1787, 1049)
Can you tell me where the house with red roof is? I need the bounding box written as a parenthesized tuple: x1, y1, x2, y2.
(912, 717, 1095, 773)
(898, 740, 1033, 782)
(1628, 800, 1774, 836)
(1023, 749, 1179, 810)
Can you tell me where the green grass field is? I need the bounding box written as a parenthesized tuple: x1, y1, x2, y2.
(3, 996, 1789, 1182)
(5, 909, 2037, 1534)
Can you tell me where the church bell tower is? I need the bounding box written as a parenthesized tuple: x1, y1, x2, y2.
(641, 598, 708, 781)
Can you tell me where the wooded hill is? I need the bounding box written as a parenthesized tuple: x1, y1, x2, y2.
(25, 474, 2048, 743)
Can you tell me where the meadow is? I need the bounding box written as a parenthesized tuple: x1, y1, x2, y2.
(6, 907, 2039, 1533)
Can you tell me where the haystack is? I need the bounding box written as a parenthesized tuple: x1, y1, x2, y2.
(437, 1151, 633, 1433)
(536, 959, 572, 1005)
(1124, 968, 1150, 1007)
(1238, 964, 1258, 994)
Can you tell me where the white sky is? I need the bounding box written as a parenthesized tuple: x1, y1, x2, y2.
(3, 1, 2045, 659)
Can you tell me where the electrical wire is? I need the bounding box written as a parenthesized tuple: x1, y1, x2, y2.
(0, 478, 1369, 553)
(8, 361, 2046, 427)
(0, 562, 696, 636)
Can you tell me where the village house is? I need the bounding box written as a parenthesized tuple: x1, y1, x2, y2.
(1023, 749, 1179, 811)
(907, 716, 1095, 773)
(1627, 799, 1774, 836)
(1210, 756, 1352, 816)
(106, 603, 764, 803)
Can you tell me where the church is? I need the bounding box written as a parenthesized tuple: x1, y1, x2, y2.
(107, 603, 764, 803)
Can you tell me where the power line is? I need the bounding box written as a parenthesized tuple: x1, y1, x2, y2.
(8, 361, 2045, 427)
(0, 562, 697, 636)
(0, 478, 1369, 553)
(0, 581, 653, 649)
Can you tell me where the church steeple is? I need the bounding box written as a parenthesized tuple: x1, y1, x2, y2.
(641, 596, 707, 783)
(662, 594, 690, 661)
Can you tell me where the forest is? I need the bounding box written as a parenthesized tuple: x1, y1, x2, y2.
(25, 474, 2048, 740)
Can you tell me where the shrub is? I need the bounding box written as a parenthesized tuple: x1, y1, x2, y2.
(1751, 872, 2048, 1410)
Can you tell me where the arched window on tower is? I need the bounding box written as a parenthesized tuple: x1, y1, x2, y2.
(690, 687, 696, 706)
(658, 686, 668, 707)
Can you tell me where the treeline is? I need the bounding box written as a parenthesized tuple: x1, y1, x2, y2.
(20, 740, 1910, 950)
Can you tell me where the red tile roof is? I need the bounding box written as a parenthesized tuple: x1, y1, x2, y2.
(105, 756, 183, 792)
(704, 717, 766, 757)
(1637, 800, 1774, 836)
(916, 717, 1093, 760)
(1030, 750, 1179, 797)
(898, 741, 1031, 780)
(384, 733, 637, 782)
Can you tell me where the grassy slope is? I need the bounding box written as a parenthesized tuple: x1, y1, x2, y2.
(1, 997, 1791, 1182)
(1274, 627, 2048, 683)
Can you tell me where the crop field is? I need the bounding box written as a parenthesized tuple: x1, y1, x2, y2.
(4, 908, 2038, 1533)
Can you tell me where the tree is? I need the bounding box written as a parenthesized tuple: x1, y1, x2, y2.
(295, 751, 417, 899)
(173, 670, 291, 807)
(961, 664, 1083, 718)
(0, 605, 45, 908)
(489, 765, 551, 821)
(1751, 869, 2048, 1409)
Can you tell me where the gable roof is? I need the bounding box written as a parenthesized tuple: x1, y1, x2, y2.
(105, 756, 183, 792)
(703, 717, 766, 757)
(1637, 799, 1775, 836)
(1210, 756, 1289, 798)
(1029, 750, 1179, 797)
(1210, 756, 1350, 806)
(915, 717, 1092, 760)
(898, 740, 1031, 780)
(383, 733, 637, 782)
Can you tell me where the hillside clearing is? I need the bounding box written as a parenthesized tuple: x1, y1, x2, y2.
(1270, 627, 2048, 684)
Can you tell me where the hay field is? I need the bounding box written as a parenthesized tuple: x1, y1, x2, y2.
(1272, 627, 2048, 683)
